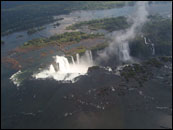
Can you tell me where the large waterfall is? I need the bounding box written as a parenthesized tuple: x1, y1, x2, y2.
(33, 50, 94, 82)
(119, 42, 131, 61)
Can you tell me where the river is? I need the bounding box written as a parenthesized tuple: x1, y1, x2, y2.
(1, 2, 172, 56)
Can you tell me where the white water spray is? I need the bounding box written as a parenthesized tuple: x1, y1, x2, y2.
(33, 50, 94, 82)
(97, 1, 149, 63)
(76, 53, 80, 64)
(144, 37, 149, 45)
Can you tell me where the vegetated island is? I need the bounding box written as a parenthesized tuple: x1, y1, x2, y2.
(66, 16, 131, 32)
(27, 26, 46, 35)
(11, 14, 172, 59)
(21, 31, 104, 55)
(53, 23, 60, 28)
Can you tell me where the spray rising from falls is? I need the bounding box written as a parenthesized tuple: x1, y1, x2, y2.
(97, 1, 149, 63)
(33, 50, 94, 82)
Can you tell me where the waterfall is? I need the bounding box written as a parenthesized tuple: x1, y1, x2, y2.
(71, 56, 75, 65)
(85, 50, 92, 64)
(54, 56, 70, 73)
(89, 50, 93, 64)
(76, 53, 80, 64)
(33, 50, 94, 82)
(143, 37, 155, 55)
(50, 64, 56, 73)
(144, 37, 149, 45)
(119, 42, 131, 61)
(151, 43, 155, 55)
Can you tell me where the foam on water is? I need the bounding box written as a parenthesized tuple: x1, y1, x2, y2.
(10, 70, 22, 87)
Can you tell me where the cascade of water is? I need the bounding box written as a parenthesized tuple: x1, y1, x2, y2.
(34, 50, 94, 82)
(119, 43, 131, 61)
(151, 43, 155, 55)
(54, 56, 70, 73)
(144, 37, 155, 55)
(49, 64, 56, 73)
(85, 50, 91, 64)
(89, 50, 93, 64)
(71, 56, 75, 65)
(144, 37, 149, 45)
(76, 53, 80, 64)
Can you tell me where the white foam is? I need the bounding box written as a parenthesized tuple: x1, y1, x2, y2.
(10, 70, 22, 87)
(33, 50, 94, 82)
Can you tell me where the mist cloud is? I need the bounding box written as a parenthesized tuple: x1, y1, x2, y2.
(96, 1, 149, 64)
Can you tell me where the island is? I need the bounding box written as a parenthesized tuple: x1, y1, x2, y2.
(53, 22, 60, 28)
(27, 26, 46, 35)
(19, 31, 104, 55)
(66, 16, 130, 32)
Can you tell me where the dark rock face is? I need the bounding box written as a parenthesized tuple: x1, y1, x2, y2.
(87, 66, 102, 73)
(1, 56, 172, 129)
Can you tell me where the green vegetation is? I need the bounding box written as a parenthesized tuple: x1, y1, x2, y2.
(23, 38, 47, 47)
(48, 32, 103, 44)
(144, 58, 163, 68)
(120, 64, 144, 79)
(22, 32, 103, 48)
(142, 15, 172, 56)
(129, 15, 172, 58)
(91, 42, 109, 51)
(65, 46, 87, 58)
(27, 26, 46, 35)
(119, 56, 170, 85)
(2, 1, 134, 35)
(120, 62, 151, 85)
(66, 16, 130, 32)
(133, 64, 146, 74)
(129, 36, 152, 58)
(71, 46, 87, 56)
(159, 56, 172, 62)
